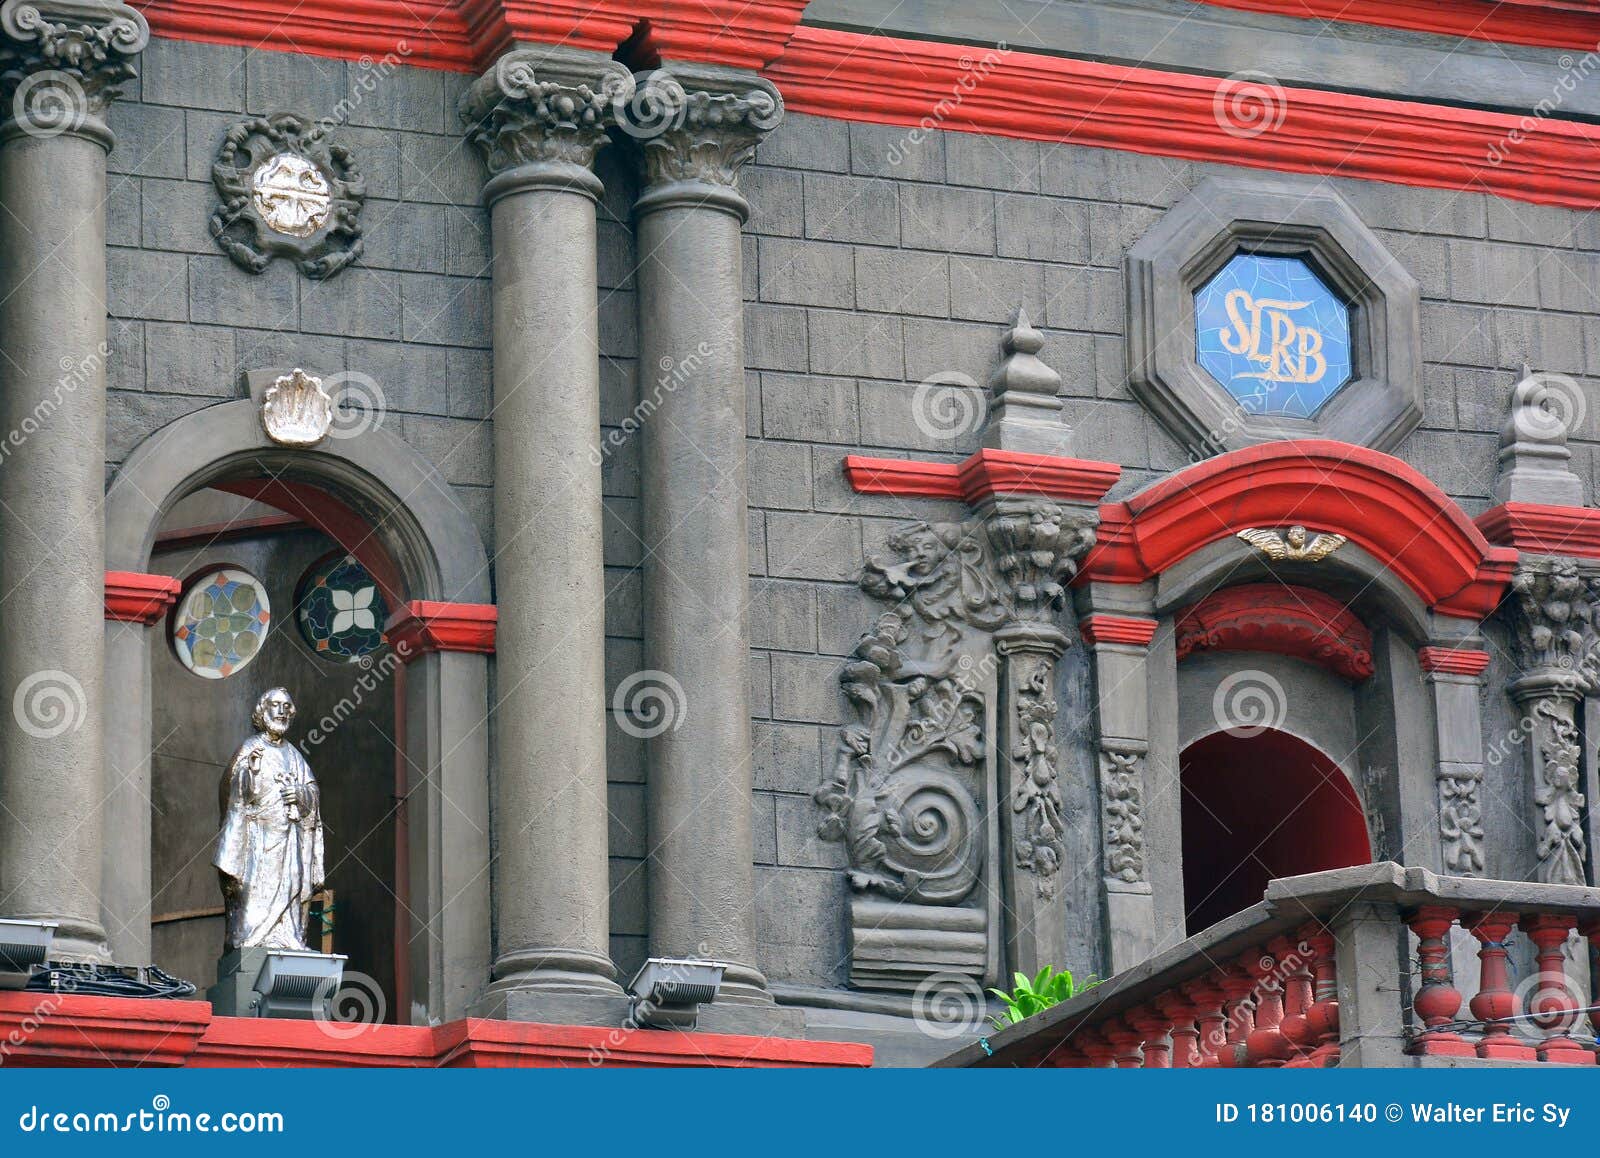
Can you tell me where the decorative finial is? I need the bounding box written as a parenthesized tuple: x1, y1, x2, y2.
(980, 306, 1073, 457)
(1494, 369, 1586, 507)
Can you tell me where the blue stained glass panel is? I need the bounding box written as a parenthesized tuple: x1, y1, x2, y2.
(296, 553, 388, 663)
(1194, 253, 1353, 418)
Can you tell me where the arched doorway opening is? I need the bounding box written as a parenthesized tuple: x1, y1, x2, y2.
(1180, 728, 1371, 935)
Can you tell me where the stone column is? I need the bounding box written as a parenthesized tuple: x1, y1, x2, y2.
(1502, 559, 1597, 886)
(983, 498, 1097, 974)
(1418, 645, 1490, 877)
(0, 0, 146, 963)
(628, 66, 781, 1004)
(460, 45, 631, 1005)
(1075, 594, 1161, 974)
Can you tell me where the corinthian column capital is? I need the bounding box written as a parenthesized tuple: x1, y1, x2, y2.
(625, 63, 783, 217)
(981, 497, 1099, 624)
(0, 0, 147, 145)
(459, 45, 632, 203)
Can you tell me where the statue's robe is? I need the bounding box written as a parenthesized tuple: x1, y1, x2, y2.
(214, 734, 325, 951)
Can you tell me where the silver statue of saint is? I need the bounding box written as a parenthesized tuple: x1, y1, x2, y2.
(215, 688, 326, 952)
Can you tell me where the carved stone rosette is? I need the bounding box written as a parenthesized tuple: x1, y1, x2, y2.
(209, 113, 364, 279)
(814, 499, 1097, 991)
(1503, 559, 1600, 886)
(0, 0, 147, 142)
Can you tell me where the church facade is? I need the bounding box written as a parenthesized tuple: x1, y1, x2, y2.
(3, 0, 1600, 1068)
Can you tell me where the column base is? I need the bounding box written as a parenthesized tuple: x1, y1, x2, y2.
(22, 915, 110, 964)
(487, 946, 625, 998)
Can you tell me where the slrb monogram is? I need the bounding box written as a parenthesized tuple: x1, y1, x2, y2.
(1218, 288, 1326, 385)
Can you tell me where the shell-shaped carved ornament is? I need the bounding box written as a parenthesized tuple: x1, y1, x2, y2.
(261, 369, 333, 447)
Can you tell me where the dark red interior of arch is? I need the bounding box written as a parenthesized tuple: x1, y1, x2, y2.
(1180, 728, 1372, 935)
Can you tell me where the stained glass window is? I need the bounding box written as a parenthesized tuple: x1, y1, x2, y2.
(1194, 253, 1353, 418)
(172, 568, 272, 679)
(295, 553, 387, 663)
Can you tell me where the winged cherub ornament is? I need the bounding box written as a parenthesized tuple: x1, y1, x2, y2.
(1236, 525, 1347, 563)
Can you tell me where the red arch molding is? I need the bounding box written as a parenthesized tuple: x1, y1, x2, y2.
(1081, 440, 1518, 620)
(1174, 583, 1374, 681)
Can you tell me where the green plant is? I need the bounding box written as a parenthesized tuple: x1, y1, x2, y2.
(988, 966, 1100, 1029)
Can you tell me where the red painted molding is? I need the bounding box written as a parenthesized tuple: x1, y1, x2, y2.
(1174, 583, 1374, 681)
(766, 27, 1600, 212)
(1079, 613, 1158, 648)
(1476, 502, 1600, 560)
(384, 600, 497, 658)
(1196, 0, 1600, 52)
(1079, 440, 1518, 620)
(0, 992, 873, 1068)
(844, 449, 1121, 505)
(1417, 646, 1491, 676)
(104, 570, 181, 624)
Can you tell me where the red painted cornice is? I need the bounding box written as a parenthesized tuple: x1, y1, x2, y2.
(1079, 613, 1158, 648)
(1418, 646, 1491, 676)
(1195, 0, 1600, 52)
(844, 449, 1121, 505)
(104, 570, 181, 624)
(1079, 440, 1518, 620)
(766, 27, 1600, 211)
(385, 599, 497, 658)
(1476, 502, 1600, 560)
(1174, 583, 1374, 681)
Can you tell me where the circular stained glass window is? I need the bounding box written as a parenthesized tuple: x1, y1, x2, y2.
(172, 568, 272, 679)
(296, 553, 387, 663)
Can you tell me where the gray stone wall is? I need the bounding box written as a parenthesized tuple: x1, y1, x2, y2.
(105, 37, 1600, 991)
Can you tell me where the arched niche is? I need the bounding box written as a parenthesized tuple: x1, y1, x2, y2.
(102, 396, 492, 1023)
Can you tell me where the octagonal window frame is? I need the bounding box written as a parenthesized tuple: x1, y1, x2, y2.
(1126, 176, 1421, 455)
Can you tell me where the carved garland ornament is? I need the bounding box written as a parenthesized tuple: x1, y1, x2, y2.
(210, 113, 364, 280)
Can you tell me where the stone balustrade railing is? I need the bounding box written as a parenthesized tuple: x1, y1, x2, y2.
(938, 862, 1600, 1069)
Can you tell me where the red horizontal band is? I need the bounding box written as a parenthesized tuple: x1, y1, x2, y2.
(1079, 613, 1158, 648)
(768, 27, 1600, 212)
(844, 449, 1121, 505)
(1197, 0, 1600, 52)
(384, 600, 497, 658)
(104, 570, 181, 624)
(1417, 646, 1491, 677)
(1476, 502, 1600, 560)
(1175, 584, 1374, 681)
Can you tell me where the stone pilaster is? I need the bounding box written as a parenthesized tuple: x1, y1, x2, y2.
(627, 64, 782, 1005)
(0, 0, 146, 963)
(1417, 646, 1489, 877)
(1502, 559, 1599, 886)
(983, 498, 1096, 973)
(460, 45, 631, 1004)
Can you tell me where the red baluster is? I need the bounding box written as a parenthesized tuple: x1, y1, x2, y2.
(1579, 918, 1600, 1047)
(1301, 924, 1341, 1067)
(1045, 1043, 1087, 1068)
(1274, 933, 1316, 1066)
(1075, 1027, 1117, 1068)
(1466, 911, 1536, 1061)
(1245, 948, 1292, 1067)
(1130, 1006, 1172, 1068)
(1156, 991, 1200, 1069)
(1523, 913, 1593, 1065)
(1216, 963, 1256, 1068)
(1184, 976, 1228, 1068)
(1407, 905, 1474, 1058)
(1106, 1017, 1144, 1068)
